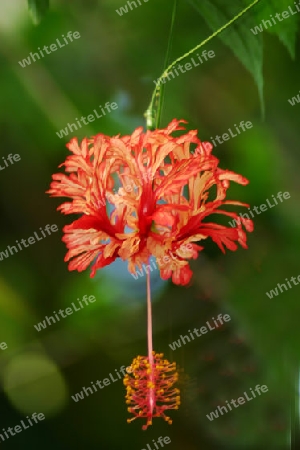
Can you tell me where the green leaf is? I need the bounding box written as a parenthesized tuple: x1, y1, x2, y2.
(187, 0, 264, 114)
(254, 0, 299, 59)
(27, 0, 49, 25)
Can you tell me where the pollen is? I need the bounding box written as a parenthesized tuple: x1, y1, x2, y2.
(124, 352, 180, 430)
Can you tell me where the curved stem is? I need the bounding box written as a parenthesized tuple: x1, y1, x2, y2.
(145, 0, 260, 128)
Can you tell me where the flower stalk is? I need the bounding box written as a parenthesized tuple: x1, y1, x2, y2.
(147, 269, 153, 366)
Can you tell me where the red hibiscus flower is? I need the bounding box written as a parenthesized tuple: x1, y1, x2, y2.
(48, 119, 254, 429)
(47, 119, 253, 285)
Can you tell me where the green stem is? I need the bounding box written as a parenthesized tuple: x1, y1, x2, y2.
(145, 0, 261, 129)
(155, 0, 177, 130)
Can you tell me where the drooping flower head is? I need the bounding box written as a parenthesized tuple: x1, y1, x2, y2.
(124, 352, 180, 430)
(47, 119, 253, 285)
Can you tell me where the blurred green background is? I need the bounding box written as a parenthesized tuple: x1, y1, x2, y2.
(0, 0, 299, 448)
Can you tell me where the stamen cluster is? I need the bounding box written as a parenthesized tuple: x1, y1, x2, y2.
(124, 352, 180, 430)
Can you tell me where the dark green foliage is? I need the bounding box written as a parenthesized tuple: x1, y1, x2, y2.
(28, 0, 50, 24)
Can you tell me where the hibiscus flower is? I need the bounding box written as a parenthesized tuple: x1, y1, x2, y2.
(48, 119, 253, 285)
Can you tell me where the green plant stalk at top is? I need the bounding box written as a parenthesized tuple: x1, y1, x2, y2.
(145, 0, 261, 130)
